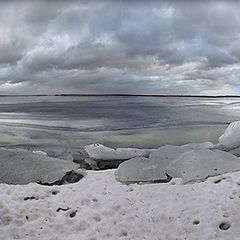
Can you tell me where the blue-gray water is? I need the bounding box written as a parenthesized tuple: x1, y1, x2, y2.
(0, 96, 240, 149)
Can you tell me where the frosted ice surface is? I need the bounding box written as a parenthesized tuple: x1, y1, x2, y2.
(85, 143, 154, 160)
(166, 149, 240, 183)
(181, 142, 214, 149)
(116, 142, 215, 183)
(116, 157, 168, 183)
(0, 148, 79, 184)
(228, 147, 240, 157)
(219, 121, 240, 149)
(149, 142, 214, 169)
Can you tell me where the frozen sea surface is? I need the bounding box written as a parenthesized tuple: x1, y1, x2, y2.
(0, 96, 240, 149)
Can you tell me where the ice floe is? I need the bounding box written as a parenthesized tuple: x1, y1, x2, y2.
(116, 157, 170, 183)
(84, 143, 154, 160)
(166, 149, 240, 183)
(116, 142, 214, 183)
(218, 121, 240, 150)
(149, 142, 214, 169)
(0, 148, 80, 185)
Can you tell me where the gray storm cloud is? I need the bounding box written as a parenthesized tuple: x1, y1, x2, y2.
(0, 0, 240, 95)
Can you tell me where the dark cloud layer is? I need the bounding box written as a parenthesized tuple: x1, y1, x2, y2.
(0, 0, 240, 95)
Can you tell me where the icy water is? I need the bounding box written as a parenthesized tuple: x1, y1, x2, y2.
(0, 96, 240, 149)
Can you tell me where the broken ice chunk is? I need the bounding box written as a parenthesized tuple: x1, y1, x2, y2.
(85, 143, 154, 160)
(166, 149, 240, 183)
(218, 121, 240, 150)
(116, 157, 169, 183)
(149, 142, 214, 169)
(0, 148, 80, 185)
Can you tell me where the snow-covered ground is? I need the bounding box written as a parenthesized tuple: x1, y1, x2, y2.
(2, 121, 240, 240)
(1, 169, 240, 240)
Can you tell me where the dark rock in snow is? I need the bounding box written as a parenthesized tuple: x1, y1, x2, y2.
(37, 170, 84, 186)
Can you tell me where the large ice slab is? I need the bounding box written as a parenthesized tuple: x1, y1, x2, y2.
(116, 142, 215, 184)
(0, 148, 80, 185)
(85, 143, 154, 160)
(149, 142, 214, 169)
(116, 157, 169, 183)
(218, 121, 240, 150)
(166, 149, 240, 183)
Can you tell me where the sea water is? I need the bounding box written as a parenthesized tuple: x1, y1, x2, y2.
(0, 96, 239, 149)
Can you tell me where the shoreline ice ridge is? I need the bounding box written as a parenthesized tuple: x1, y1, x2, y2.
(1, 121, 240, 185)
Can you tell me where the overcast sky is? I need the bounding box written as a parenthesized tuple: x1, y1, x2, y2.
(0, 0, 240, 95)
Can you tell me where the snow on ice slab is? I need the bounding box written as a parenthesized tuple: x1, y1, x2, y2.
(116, 157, 169, 183)
(166, 149, 240, 183)
(219, 121, 240, 149)
(32, 150, 48, 156)
(0, 148, 80, 184)
(149, 142, 214, 169)
(85, 143, 154, 160)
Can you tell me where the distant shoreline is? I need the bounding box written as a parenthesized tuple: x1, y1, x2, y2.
(0, 94, 240, 98)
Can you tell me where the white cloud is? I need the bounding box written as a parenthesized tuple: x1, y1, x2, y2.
(0, 0, 239, 95)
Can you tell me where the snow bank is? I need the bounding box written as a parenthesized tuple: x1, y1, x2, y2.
(166, 149, 240, 183)
(84, 143, 154, 160)
(0, 148, 80, 185)
(1, 170, 240, 240)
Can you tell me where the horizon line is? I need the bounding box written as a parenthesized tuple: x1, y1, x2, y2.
(0, 93, 240, 98)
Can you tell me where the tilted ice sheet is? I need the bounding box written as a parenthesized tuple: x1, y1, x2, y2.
(116, 142, 215, 183)
(0, 148, 79, 184)
(116, 157, 168, 183)
(166, 149, 240, 183)
(218, 121, 240, 149)
(85, 143, 154, 160)
(149, 142, 214, 169)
